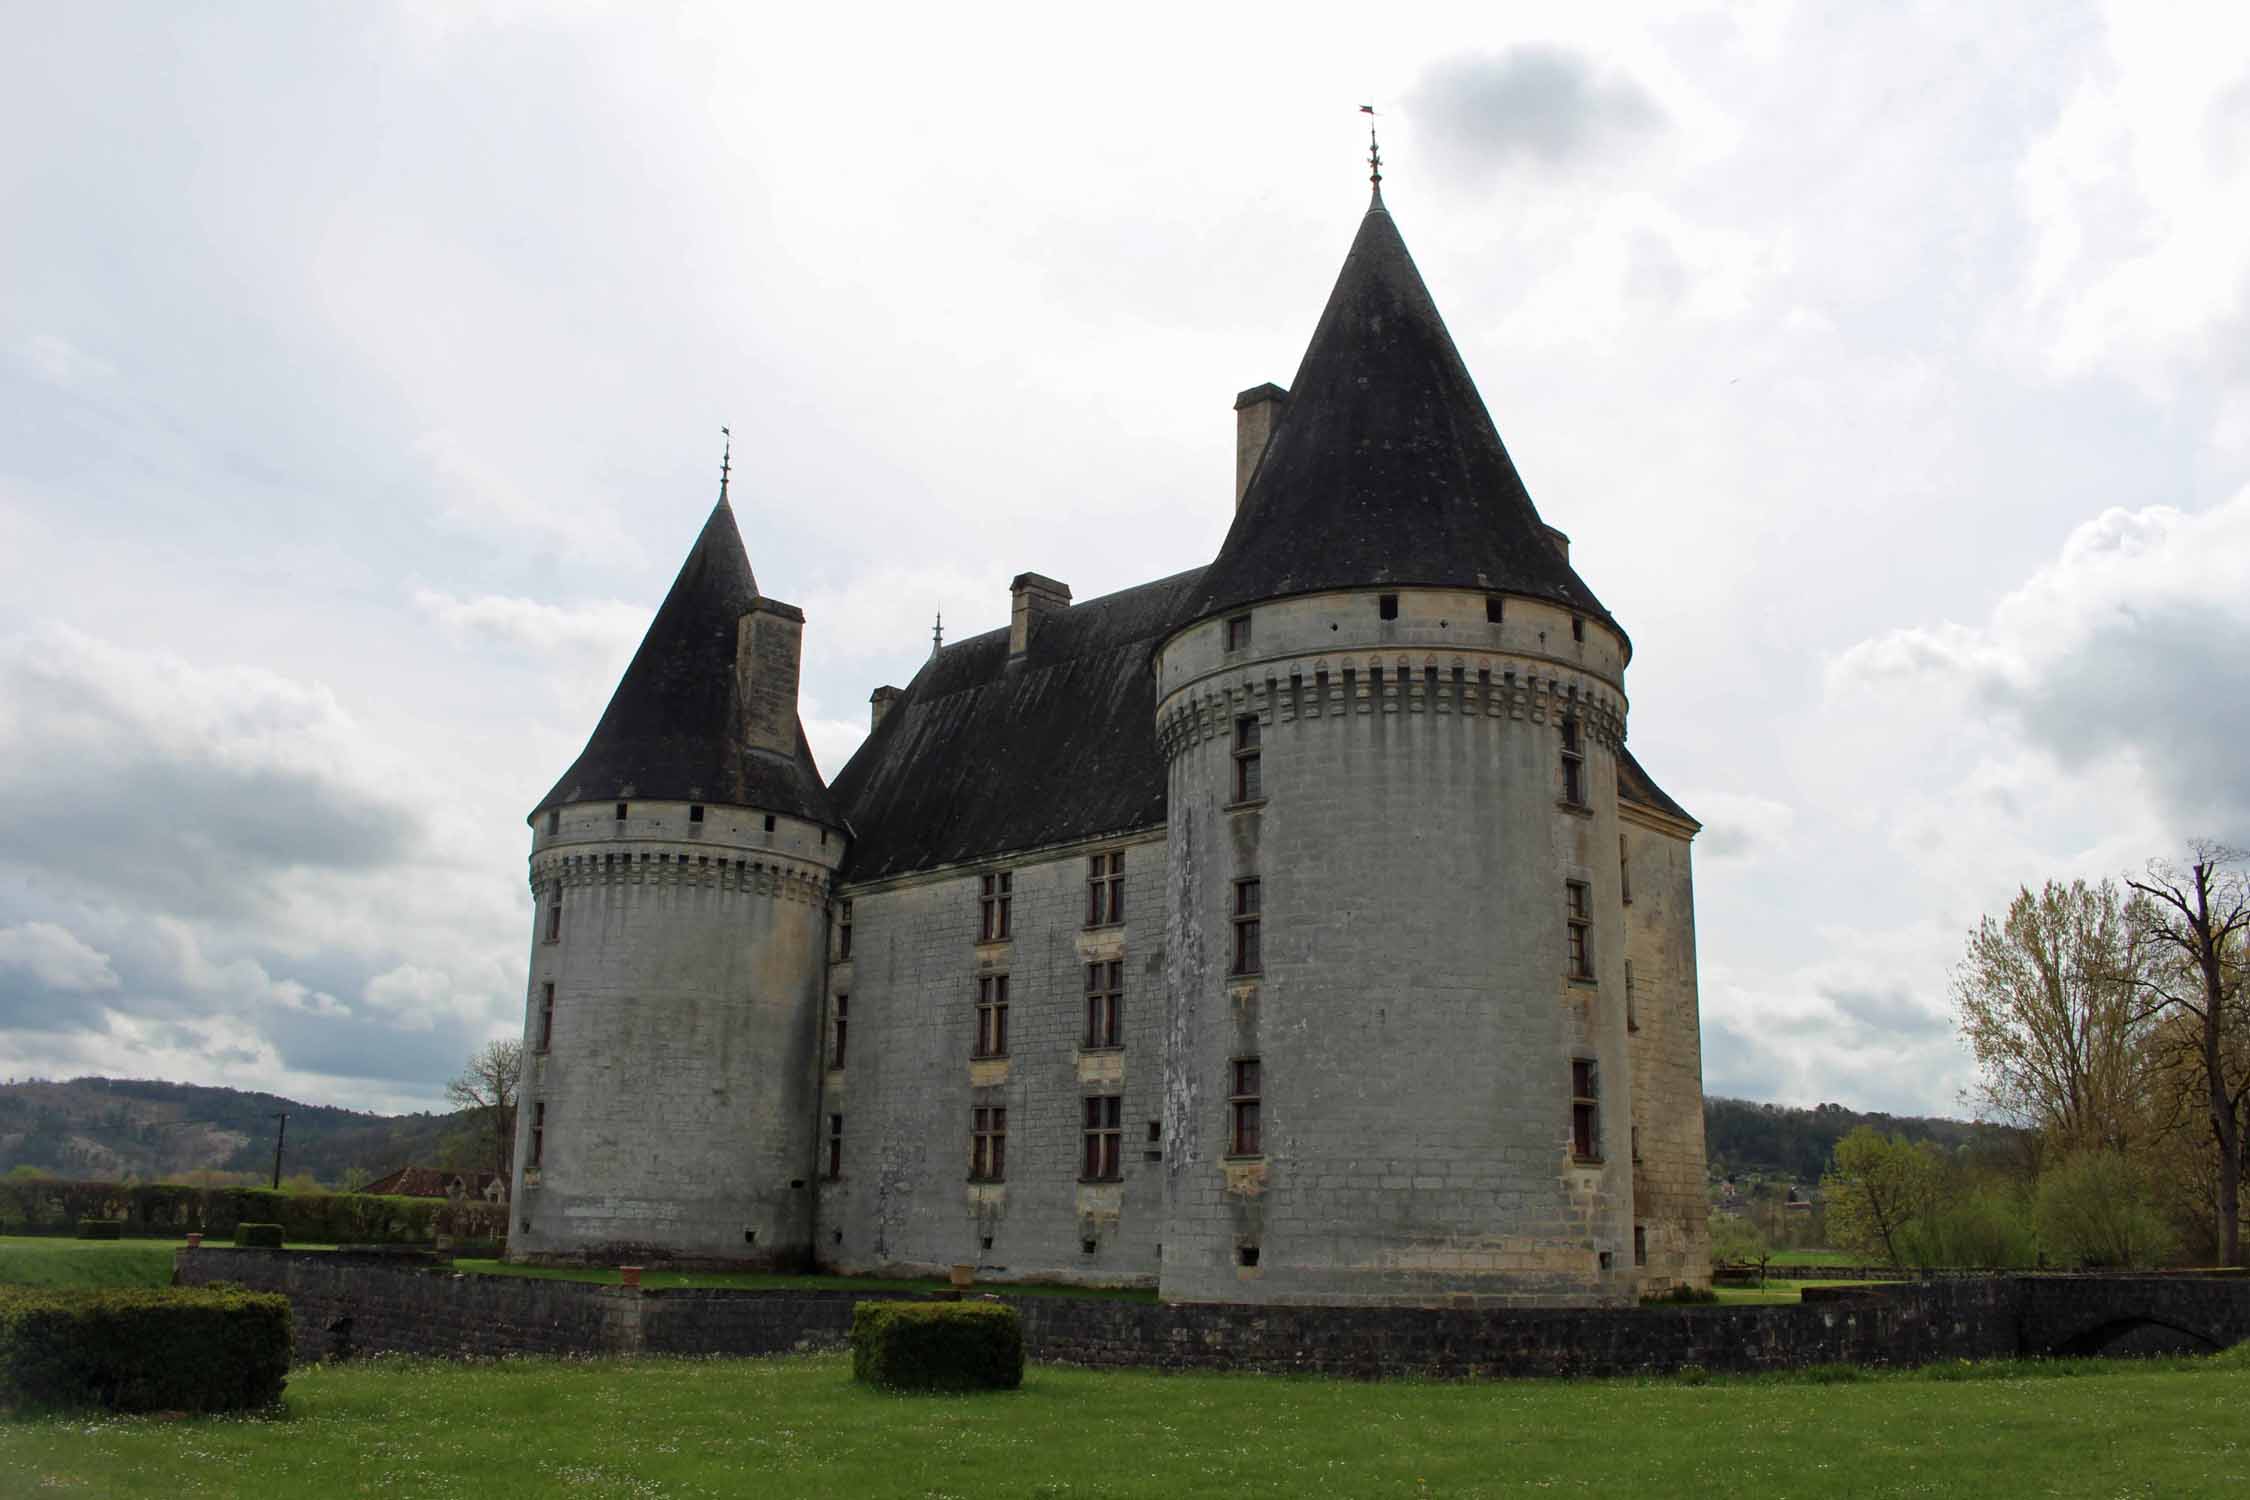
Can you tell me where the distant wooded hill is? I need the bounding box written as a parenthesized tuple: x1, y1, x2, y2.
(0, 1077, 469, 1186)
(3, 1076, 2025, 1189)
(1704, 1096, 2027, 1183)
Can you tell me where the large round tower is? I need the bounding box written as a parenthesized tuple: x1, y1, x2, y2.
(508, 481, 844, 1268)
(1155, 190, 1643, 1306)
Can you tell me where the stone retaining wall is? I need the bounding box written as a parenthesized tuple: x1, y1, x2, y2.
(178, 1249, 2249, 1378)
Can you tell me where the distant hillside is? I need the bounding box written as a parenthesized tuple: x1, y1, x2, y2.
(1704, 1096, 2028, 1183)
(0, 1077, 473, 1186)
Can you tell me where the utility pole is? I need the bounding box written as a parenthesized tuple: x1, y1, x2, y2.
(270, 1111, 288, 1190)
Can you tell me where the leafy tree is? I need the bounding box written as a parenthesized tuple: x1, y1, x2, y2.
(1899, 1177, 2036, 1268)
(2124, 846, 2250, 1264)
(1954, 879, 2152, 1152)
(1821, 1128, 1942, 1267)
(1709, 1214, 1770, 1281)
(2034, 1149, 2179, 1268)
(445, 1039, 524, 1183)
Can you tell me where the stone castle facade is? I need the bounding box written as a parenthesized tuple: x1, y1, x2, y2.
(507, 187, 1712, 1306)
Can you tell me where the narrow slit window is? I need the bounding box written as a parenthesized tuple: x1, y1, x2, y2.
(1082, 1095, 1122, 1180)
(975, 974, 1010, 1058)
(827, 1114, 844, 1180)
(1634, 1225, 1647, 1267)
(1625, 961, 1638, 1030)
(1566, 880, 1593, 981)
(832, 993, 849, 1067)
(1086, 851, 1124, 926)
(837, 899, 853, 960)
(1560, 716, 1586, 807)
(1232, 715, 1262, 803)
(530, 1101, 546, 1167)
(1230, 1057, 1262, 1155)
(538, 982, 555, 1051)
(1084, 959, 1123, 1048)
(1571, 1059, 1600, 1161)
(544, 882, 563, 942)
(1619, 834, 1632, 904)
(1231, 878, 1262, 976)
(971, 1106, 1007, 1182)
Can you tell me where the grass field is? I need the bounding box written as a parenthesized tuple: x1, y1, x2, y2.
(1765, 1248, 1870, 1268)
(0, 1234, 183, 1288)
(4, 1350, 2246, 1498)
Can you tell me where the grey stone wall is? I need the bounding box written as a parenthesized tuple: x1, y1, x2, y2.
(1623, 815, 1711, 1289)
(183, 1251, 2250, 1378)
(819, 834, 1169, 1286)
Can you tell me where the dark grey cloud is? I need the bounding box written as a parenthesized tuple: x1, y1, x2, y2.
(1409, 46, 1663, 182)
(1822, 985, 1954, 1041)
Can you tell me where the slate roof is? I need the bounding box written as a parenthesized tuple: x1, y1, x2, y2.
(531, 492, 839, 827)
(830, 568, 1208, 881)
(1183, 191, 1622, 649)
(1618, 745, 1699, 829)
(364, 1166, 507, 1200)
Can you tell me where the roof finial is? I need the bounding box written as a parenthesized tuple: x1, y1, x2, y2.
(1360, 104, 1382, 198)
(718, 425, 732, 502)
(932, 611, 943, 657)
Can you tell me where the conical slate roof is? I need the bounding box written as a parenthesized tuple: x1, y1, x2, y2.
(1183, 192, 1620, 642)
(531, 492, 838, 825)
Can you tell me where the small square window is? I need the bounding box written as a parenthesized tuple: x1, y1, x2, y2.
(689, 805, 705, 823)
(1378, 593, 1399, 620)
(1238, 1244, 1260, 1267)
(1226, 614, 1252, 651)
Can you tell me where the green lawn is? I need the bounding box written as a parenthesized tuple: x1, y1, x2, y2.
(455, 1257, 1161, 1301)
(4, 1350, 2246, 1498)
(1765, 1248, 1867, 1267)
(0, 1234, 182, 1288)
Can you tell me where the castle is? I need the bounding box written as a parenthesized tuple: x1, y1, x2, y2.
(507, 181, 1712, 1306)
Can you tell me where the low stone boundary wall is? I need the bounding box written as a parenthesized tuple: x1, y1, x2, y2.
(177, 1250, 2250, 1379)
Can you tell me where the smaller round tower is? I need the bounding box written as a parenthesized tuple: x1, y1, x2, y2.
(508, 483, 844, 1268)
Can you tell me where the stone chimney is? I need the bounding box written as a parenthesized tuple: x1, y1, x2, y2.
(1009, 573, 1071, 660)
(1233, 383, 1287, 509)
(869, 685, 901, 732)
(1543, 525, 1571, 564)
(735, 599, 805, 757)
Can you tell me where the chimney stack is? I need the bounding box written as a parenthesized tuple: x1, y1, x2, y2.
(1543, 525, 1571, 565)
(869, 685, 901, 733)
(1233, 383, 1287, 509)
(735, 599, 805, 757)
(1008, 573, 1071, 660)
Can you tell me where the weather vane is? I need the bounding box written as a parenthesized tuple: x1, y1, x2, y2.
(719, 425, 732, 499)
(1360, 104, 1381, 192)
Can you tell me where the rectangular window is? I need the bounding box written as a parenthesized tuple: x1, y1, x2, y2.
(1566, 880, 1593, 981)
(1631, 1123, 1643, 1162)
(546, 809, 560, 835)
(530, 1101, 546, 1167)
(1560, 716, 1586, 807)
(1571, 1059, 1600, 1161)
(979, 871, 1012, 941)
(1086, 851, 1124, 926)
(1230, 1057, 1262, 1155)
(1231, 878, 1263, 976)
(1378, 593, 1399, 620)
(837, 900, 853, 960)
(1634, 1224, 1647, 1267)
(975, 974, 1010, 1058)
(1571, 616, 1585, 642)
(544, 882, 563, 942)
(615, 802, 628, 821)
(971, 1106, 1007, 1182)
(538, 982, 555, 1051)
(1084, 960, 1123, 1048)
(688, 804, 705, 823)
(1232, 715, 1262, 802)
(1226, 614, 1252, 651)
(1082, 1095, 1122, 1180)
(1625, 960, 1637, 1030)
(832, 994, 849, 1068)
(1485, 595, 1503, 624)
(1618, 834, 1631, 904)
(826, 1114, 844, 1180)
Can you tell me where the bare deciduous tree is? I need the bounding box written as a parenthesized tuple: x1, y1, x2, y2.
(2125, 845, 2250, 1265)
(446, 1038, 523, 1183)
(1954, 879, 2152, 1153)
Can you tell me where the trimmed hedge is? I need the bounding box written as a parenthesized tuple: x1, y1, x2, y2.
(77, 1218, 124, 1240)
(850, 1300, 1024, 1392)
(0, 1179, 506, 1246)
(0, 1286, 291, 1412)
(235, 1222, 285, 1248)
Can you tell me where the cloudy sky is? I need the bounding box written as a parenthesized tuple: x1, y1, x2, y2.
(3, 1, 2246, 1118)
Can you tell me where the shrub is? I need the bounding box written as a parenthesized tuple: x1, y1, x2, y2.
(2036, 1150, 2178, 1269)
(1641, 1284, 1719, 1305)
(850, 1300, 1024, 1392)
(0, 1179, 507, 1245)
(77, 1218, 124, 1240)
(235, 1222, 285, 1249)
(0, 1286, 291, 1412)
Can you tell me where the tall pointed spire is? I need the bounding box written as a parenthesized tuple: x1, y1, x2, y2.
(1184, 193, 1617, 639)
(718, 424, 732, 503)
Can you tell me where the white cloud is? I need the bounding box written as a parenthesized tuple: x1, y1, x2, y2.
(1686, 791, 1794, 862)
(412, 587, 646, 657)
(0, 922, 120, 992)
(12, 334, 114, 390)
